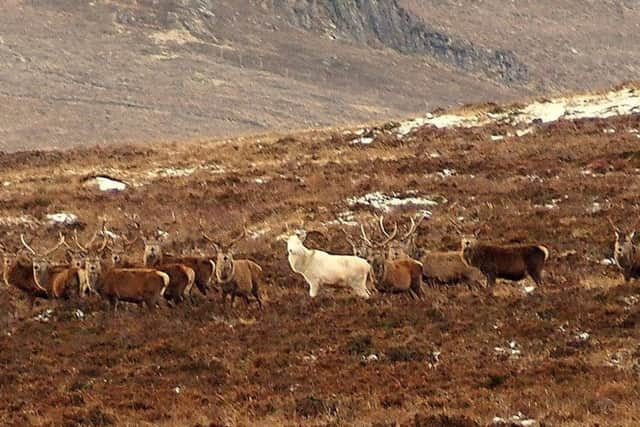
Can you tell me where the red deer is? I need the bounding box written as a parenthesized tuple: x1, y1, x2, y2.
(142, 234, 215, 297)
(21, 234, 81, 299)
(83, 255, 169, 311)
(202, 226, 263, 308)
(2, 247, 48, 308)
(460, 236, 549, 286)
(419, 250, 484, 288)
(378, 214, 426, 260)
(359, 223, 424, 299)
(609, 218, 640, 282)
(109, 233, 196, 305)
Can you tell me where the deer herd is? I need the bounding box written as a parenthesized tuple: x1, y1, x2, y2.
(1, 212, 639, 315)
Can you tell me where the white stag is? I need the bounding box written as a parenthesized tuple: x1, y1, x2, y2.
(287, 232, 372, 299)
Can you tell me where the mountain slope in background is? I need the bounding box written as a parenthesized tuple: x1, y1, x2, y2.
(0, 0, 638, 151)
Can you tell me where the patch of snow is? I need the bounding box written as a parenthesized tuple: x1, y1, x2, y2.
(365, 354, 379, 362)
(490, 135, 505, 141)
(33, 308, 54, 323)
(515, 127, 534, 137)
(534, 198, 560, 210)
(74, 309, 85, 320)
(326, 211, 359, 227)
(576, 332, 590, 342)
(494, 340, 521, 358)
(84, 176, 127, 192)
(248, 227, 271, 240)
(525, 174, 543, 183)
(397, 87, 640, 135)
(156, 229, 170, 240)
(437, 168, 456, 178)
(174, 386, 181, 394)
(2, 181, 10, 187)
(493, 413, 538, 427)
(523, 285, 536, 294)
(427, 350, 441, 369)
(347, 191, 439, 213)
(47, 212, 79, 227)
(601, 258, 616, 266)
(603, 128, 616, 134)
(353, 136, 374, 145)
(303, 354, 318, 362)
(147, 164, 224, 180)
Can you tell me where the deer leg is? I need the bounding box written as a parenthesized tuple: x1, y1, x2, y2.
(308, 280, 320, 298)
(530, 268, 543, 286)
(485, 273, 496, 288)
(252, 284, 263, 310)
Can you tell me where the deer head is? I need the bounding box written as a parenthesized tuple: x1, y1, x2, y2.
(202, 223, 246, 283)
(609, 217, 636, 264)
(360, 218, 398, 263)
(82, 255, 102, 297)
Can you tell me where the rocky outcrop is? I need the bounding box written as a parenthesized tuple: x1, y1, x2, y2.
(269, 0, 528, 84)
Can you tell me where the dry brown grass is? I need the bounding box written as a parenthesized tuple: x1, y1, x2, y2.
(1, 112, 640, 425)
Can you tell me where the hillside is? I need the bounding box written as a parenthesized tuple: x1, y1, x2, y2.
(1, 85, 640, 425)
(1, 1, 639, 151)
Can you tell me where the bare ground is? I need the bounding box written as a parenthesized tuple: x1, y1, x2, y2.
(1, 110, 640, 425)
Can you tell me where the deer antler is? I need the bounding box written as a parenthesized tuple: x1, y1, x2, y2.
(448, 216, 465, 235)
(73, 229, 88, 252)
(229, 224, 247, 248)
(62, 235, 77, 252)
(341, 227, 358, 253)
(97, 221, 109, 253)
(20, 234, 37, 256)
(200, 219, 222, 250)
(362, 221, 397, 248)
(121, 234, 140, 249)
(360, 223, 374, 247)
(607, 217, 621, 234)
(378, 215, 399, 239)
(401, 213, 426, 241)
(43, 233, 66, 257)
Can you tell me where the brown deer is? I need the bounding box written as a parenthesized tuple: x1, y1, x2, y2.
(378, 214, 426, 260)
(609, 217, 640, 282)
(83, 255, 169, 311)
(460, 235, 549, 286)
(202, 226, 264, 309)
(357, 221, 424, 299)
(141, 230, 215, 297)
(107, 231, 196, 306)
(2, 243, 48, 308)
(20, 234, 76, 299)
(419, 250, 484, 288)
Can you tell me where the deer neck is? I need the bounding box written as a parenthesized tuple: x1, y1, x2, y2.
(216, 260, 236, 284)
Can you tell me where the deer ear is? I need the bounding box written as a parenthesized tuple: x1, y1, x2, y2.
(298, 231, 307, 242)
